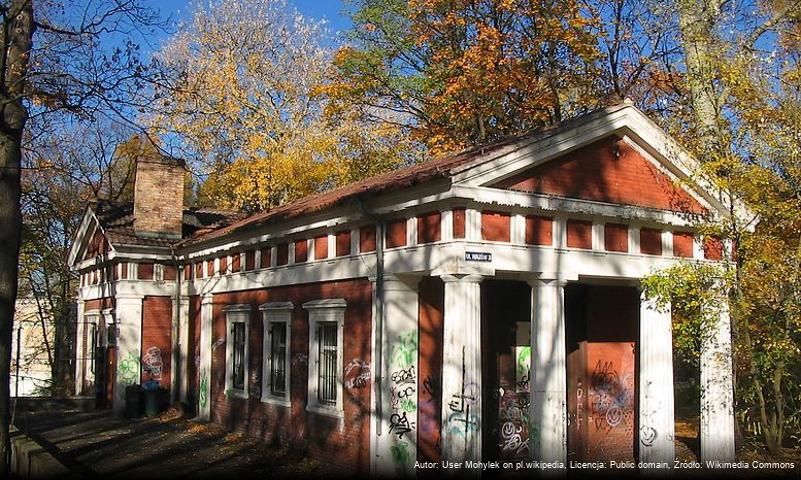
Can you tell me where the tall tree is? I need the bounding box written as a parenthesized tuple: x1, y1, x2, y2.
(0, 0, 163, 473)
(335, 0, 604, 155)
(642, 0, 801, 454)
(152, 0, 417, 212)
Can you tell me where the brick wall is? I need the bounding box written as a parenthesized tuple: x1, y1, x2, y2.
(494, 136, 707, 214)
(208, 278, 373, 472)
(481, 211, 511, 242)
(417, 277, 444, 462)
(525, 216, 553, 246)
(141, 296, 172, 389)
(133, 158, 185, 238)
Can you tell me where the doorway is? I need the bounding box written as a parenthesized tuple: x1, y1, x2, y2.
(565, 283, 639, 463)
(481, 279, 532, 462)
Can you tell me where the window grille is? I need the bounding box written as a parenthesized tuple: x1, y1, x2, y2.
(317, 322, 338, 406)
(232, 322, 246, 390)
(269, 322, 287, 395)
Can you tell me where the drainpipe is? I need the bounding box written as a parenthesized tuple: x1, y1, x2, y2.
(357, 197, 385, 436)
(170, 245, 181, 404)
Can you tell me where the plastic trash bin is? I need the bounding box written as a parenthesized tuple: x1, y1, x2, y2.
(143, 380, 160, 417)
(124, 384, 144, 418)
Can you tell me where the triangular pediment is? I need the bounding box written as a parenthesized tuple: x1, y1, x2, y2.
(449, 105, 730, 217)
(489, 136, 707, 214)
(68, 207, 114, 268)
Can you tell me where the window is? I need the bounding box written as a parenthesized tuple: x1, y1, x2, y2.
(304, 299, 346, 418)
(317, 322, 338, 405)
(224, 305, 251, 398)
(260, 302, 293, 406)
(232, 323, 246, 389)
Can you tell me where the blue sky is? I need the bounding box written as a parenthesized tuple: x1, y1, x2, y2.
(141, 0, 352, 52)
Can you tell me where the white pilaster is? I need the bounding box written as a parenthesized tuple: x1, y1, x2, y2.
(178, 295, 191, 402)
(288, 241, 296, 264)
(198, 294, 214, 421)
(639, 293, 676, 464)
(554, 218, 567, 250)
(441, 210, 454, 242)
(511, 214, 526, 245)
(466, 208, 481, 241)
(74, 299, 85, 395)
(529, 278, 567, 466)
(661, 230, 673, 257)
(407, 217, 417, 246)
(254, 249, 262, 270)
(350, 228, 360, 254)
(327, 233, 336, 258)
(629, 225, 641, 254)
(592, 222, 605, 251)
(693, 235, 705, 260)
(114, 295, 143, 415)
(375, 275, 420, 476)
(440, 274, 483, 466)
(700, 300, 736, 464)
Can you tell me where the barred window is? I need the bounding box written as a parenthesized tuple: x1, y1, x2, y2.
(269, 322, 287, 395)
(303, 298, 346, 417)
(317, 322, 338, 406)
(232, 322, 246, 390)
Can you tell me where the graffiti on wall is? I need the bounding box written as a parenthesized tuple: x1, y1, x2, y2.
(199, 368, 209, 409)
(588, 360, 635, 431)
(387, 331, 418, 466)
(344, 358, 370, 389)
(516, 346, 531, 392)
(118, 352, 139, 385)
(498, 389, 530, 457)
(390, 441, 410, 464)
(142, 346, 163, 381)
(446, 346, 479, 438)
(291, 353, 308, 366)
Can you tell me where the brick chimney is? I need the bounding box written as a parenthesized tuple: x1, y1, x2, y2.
(133, 145, 186, 240)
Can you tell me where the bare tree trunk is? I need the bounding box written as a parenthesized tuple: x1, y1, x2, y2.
(677, 0, 725, 157)
(0, 1, 34, 476)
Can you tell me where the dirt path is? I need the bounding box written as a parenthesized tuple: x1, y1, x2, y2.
(14, 407, 323, 479)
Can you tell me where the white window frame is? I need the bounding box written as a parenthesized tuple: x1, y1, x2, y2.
(223, 304, 251, 399)
(260, 301, 293, 407)
(303, 298, 346, 418)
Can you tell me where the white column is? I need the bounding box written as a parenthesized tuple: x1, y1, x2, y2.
(374, 275, 420, 476)
(700, 301, 736, 464)
(529, 278, 567, 466)
(198, 294, 214, 421)
(639, 293, 676, 464)
(440, 274, 483, 465)
(74, 299, 85, 395)
(178, 295, 190, 402)
(114, 294, 143, 415)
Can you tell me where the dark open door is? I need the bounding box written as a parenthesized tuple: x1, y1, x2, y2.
(481, 280, 532, 462)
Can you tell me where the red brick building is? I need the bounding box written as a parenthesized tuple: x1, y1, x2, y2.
(68, 104, 739, 474)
